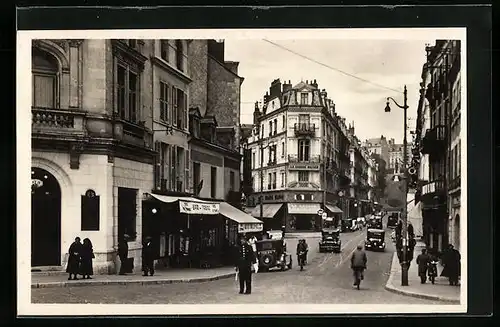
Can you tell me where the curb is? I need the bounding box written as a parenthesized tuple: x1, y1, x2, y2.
(384, 253, 460, 304)
(32, 272, 236, 289)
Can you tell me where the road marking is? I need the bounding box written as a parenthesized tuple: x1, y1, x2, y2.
(336, 233, 366, 268)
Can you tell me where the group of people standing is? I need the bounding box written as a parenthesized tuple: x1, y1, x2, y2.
(416, 244, 461, 286)
(117, 234, 155, 277)
(66, 237, 94, 280)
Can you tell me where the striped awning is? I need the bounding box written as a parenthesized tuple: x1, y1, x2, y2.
(250, 204, 283, 219)
(325, 204, 343, 214)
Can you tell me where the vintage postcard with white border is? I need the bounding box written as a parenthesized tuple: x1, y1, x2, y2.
(18, 28, 467, 316)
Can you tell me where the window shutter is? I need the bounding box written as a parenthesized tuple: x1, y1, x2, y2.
(160, 83, 165, 121)
(154, 141, 162, 190)
(184, 92, 188, 130)
(172, 87, 178, 127)
(166, 85, 171, 124)
(185, 149, 190, 193)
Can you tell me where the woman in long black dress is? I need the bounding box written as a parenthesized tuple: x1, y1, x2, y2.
(66, 237, 83, 280)
(80, 238, 94, 279)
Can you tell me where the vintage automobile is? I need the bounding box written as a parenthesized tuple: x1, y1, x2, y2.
(367, 218, 383, 230)
(341, 218, 357, 232)
(255, 239, 293, 272)
(364, 228, 386, 251)
(387, 212, 399, 229)
(319, 228, 342, 253)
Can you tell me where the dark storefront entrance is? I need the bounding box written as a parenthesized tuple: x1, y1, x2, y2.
(287, 203, 322, 232)
(31, 167, 61, 266)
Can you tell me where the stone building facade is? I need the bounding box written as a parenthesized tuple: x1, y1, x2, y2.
(31, 39, 157, 274)
(247, 79, 357, 232)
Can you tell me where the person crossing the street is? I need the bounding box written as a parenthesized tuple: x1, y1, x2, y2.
(350, 244, 367, 289)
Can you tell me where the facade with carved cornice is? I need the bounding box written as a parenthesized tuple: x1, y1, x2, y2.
(31, 39, 196, 274)
(247, 79, 352, 232)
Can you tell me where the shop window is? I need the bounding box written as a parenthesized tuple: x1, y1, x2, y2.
(81, 189, 100, 231)
(118, 187, 137, 240)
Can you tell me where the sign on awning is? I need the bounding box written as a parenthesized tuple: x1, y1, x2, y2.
(238, 223, 263, 233)
(179, 200, 219, 215)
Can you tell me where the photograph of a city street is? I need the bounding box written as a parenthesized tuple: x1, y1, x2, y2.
(22, 29, 465, 311)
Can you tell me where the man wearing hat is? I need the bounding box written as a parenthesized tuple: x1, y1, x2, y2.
(142, 236, 155, 276)
(235, 234, 257, 294)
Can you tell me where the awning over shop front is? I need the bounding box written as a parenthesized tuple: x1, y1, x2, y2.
(287, 203, 321, 215)
(408, 201, 423, 237)
(325, 204, 343, 214)
(150, 193, 220, 215)
(219, 202, 263, 233)
(250, 203, 283, 219)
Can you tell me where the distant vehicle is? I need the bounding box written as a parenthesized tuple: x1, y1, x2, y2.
(365, 228, 386, 251)
(387, 212, 399, 229)
(341, 218, 357, 232)
(255, 239, 293, 272)
(319, 228, 341, 253)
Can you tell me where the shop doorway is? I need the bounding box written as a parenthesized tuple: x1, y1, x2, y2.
(294, 215, 316, 231)
(31, 167, 61, 266)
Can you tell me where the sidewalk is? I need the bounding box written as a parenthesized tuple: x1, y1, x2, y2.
(385, 243, 461, 303)
(31, 266, 236, 289)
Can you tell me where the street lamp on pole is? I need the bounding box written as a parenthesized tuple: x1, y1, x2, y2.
(385, 85, 410, 287)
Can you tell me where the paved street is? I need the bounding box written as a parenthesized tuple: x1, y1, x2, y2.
(32, 227, 444, 304)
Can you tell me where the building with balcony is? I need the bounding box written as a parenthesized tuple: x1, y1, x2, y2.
(347, 126, 372, 218)
(362, 135, 390, 165)
(387, 138, 413, 174)
(247, 79, 349, 232)
(31, 39, 158, 274)
(141, 39, 261, 270)
(413, 40, 461, 254)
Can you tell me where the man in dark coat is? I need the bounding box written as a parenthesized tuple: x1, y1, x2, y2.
(235, 235, 257, 294)
(142, 236, 155, 276)
(118, 235, 129, 275)
(441, 244, 461, 286)
(350, 245, 368, 289)
(416, 248, 431, 283)
(66, 237, 83, 280)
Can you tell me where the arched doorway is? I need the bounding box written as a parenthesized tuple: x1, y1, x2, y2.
(454, 214, 460, 250)
(31, 167, 61, 266)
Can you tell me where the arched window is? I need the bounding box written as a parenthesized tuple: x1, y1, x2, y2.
(175, 40, 183, 71)
(32, 48, 59, 108)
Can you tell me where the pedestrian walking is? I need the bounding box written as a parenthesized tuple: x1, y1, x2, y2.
(441, 244, 461, 286)
(118, 234, 129, 275)
(350, 245, 367, 289)
(248, 235, 257, 253)
(66, 237, 83, 280)
(80, 238, 94, 279)
(142, 236, 155, 276)
(234, 234, 256, 294)
(416, 248, 431, 284)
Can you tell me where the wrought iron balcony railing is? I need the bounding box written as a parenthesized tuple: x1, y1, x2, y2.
(421, 125, 446, 156)
(294, 123, 316, 136)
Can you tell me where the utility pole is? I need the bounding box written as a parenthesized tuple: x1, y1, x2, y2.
(385, 85, 410, 286)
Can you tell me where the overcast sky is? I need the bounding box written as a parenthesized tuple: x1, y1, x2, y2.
(224, 38, 435, 143)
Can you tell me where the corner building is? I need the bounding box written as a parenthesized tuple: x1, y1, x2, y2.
(247, 79, 352, 232)
(31, 39, 158, 273)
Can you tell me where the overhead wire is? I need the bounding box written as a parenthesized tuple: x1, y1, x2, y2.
(262, 39, 403, 94)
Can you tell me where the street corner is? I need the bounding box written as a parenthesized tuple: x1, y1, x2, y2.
(384, 253, 460, 304)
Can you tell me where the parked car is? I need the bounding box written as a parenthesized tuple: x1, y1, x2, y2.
(255, 239, 292, 272)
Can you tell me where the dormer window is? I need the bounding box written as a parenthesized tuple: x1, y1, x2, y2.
(300, 93, 309, 105)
